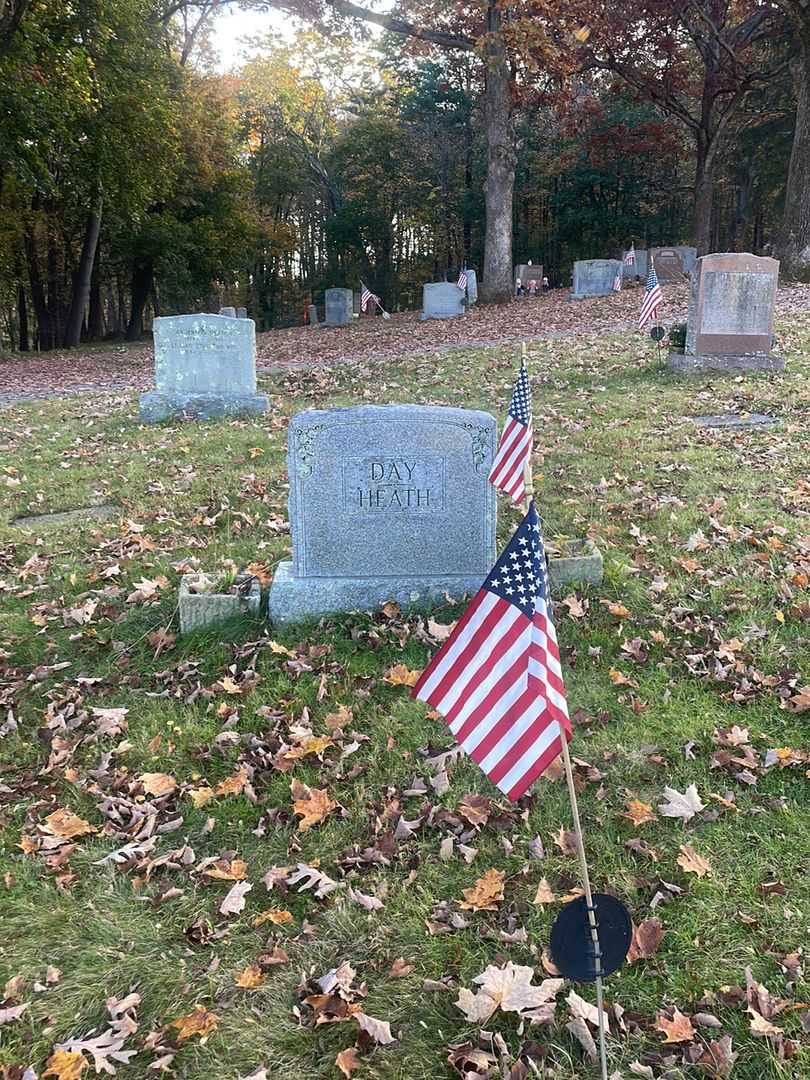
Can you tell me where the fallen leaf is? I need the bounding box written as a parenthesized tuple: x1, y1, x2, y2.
(384, 664, 420, 686)
(627, 918, 664, 962)
(335, 1047, 360, 1077)
(169, 1005, 219, 1041)
(203, 858, 248, 881)
(459, 868, 505, 911)
(456, 962, 562, 1023)
(656, 1008, 695, 1043)
(138, 772, 177, 797)
(219, 880, 252, 916)
(235, 964, 265, 989)
(658, 784, 705, 822)
(622, 799, 657, 827)
(533, 877, 557, 905)
(290, 778, 337, 832)
(355, 1011, 396, 1044)
(41, 809, 95, 839)
(253, 909, 294, 927)
(458, 793, 492, 826)
(677, 843, 712, 877)
(43, 1050, 87, 1080)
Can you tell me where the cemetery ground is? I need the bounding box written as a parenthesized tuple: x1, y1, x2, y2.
(0, 308, 809, 1079)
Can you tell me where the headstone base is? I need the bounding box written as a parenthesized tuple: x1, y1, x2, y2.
(267, 560, 484, 624)
(667, 352, 784, 375)
(139, 391, 269, 423)
(690, 413, 777, 429)
(179, 572, 261, 635)
(548, 540, 603, 591)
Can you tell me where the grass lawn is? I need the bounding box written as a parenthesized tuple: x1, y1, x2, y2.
(1, 320, 809, 1079)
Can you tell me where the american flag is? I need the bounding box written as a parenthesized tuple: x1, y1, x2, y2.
(457, 269, 468, 291)
(413, 501, 571, 801)
(623, 243, 636, 266)
(613, 271, 622, 292)
(360, 282, 380, 313)
(488, 362, 532, 504)
(639, 264, 663, 330)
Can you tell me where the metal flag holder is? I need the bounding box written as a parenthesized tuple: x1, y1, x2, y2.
(521, 341, 632, 1079)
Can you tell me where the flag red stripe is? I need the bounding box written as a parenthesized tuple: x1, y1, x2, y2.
(411, 590, 490, 699)
(505, 731, 567, 801)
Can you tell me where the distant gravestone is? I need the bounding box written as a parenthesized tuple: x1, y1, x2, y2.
(669, 253, 783, 374)
(420, 282, 465, 320)
(325, 288, 353, 327)
(219, 306, 236, 318)
(570, 259, 623, 299)
(139, 313, 268, 422)
(353, 291, 362, 316)
(236, 306, 248, 319)
(307, 304, 320, 328)
(670, 246, 698, 274)
(690, 413, 776, 429)
(465, 269, 478, 305)
(267, 404, 497, 623)
(622, 249, 648, 279)
(651, 248, 686, 283)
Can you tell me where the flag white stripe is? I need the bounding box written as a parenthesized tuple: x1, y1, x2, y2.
(495, 720, 562, 795)
(477, 692, 548, 773)
(448, 624, 533, 733)
(435, 608, 526, 716)
(457, 670, 530, 751)
(490, 425, 531, 487)
(415, 592, 501, 700)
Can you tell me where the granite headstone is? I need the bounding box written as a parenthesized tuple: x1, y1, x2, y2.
(669, 252, 783, 373)
(267, 404, 498, 623)
(219, 306, 236, 318)
(650, 248, 686, 282)
(236, 306, 248, 319)
(570, 259, 623, 299)
(465, 269, 478, 305)
(139, 314, 268, 422)
(325, 288, 353, 327)
(515, 263, 542, 290)
(420, 282, 465, 320)
(307, 303, 320, 328)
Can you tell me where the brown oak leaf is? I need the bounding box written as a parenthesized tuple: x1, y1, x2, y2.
(459, 868, 505, 911)
(169, 1006, 219, 1041)
(290, 778, 337, 832)
(41, 809, 95, 839)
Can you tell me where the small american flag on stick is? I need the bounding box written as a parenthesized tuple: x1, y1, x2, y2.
(488, 361, 532, 505)
(413, 501, 571, 801)
(613, 271, 622, 292)
(360, 282, 379, 312)
(457, 268, 468, 291)
(639, 265, 663, 330)
(623, 243, 636, 266)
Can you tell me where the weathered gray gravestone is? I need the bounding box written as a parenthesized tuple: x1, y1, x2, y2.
(267, 404, 498, 623)
(420, 282, 465, 319)
(139, 313, 268, 423)
(325, 288, 354, 327)
(515, 263, 542, 291)
(668, 253, 783, 374)
(672, 246, 698, 274)
(465, 269, 478, 305)
(307, 304, 320, 328)
(650, 248, 686, 283)
(236, 307, 248, 319)
(570, 259, 623, 299)
(219, 306, 236, 318)
(622, 249, 648, 279)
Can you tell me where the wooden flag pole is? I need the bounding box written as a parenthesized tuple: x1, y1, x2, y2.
(521, 342, 531, 513)
(522, 342, 609, 1079)
(560, 736, 610, 1080)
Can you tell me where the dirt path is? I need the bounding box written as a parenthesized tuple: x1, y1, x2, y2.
(1, 281, 805, 409)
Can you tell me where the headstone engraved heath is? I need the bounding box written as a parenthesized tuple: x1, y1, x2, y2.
(267, 404, 497, 622)
(325, 288, 354, 327)
(668, 253, 783, 374)
(139, 313, 268, 422)
(570, 259, 624, 299)
(420, 282, 465, 320)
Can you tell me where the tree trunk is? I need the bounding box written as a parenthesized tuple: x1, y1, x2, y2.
(126, 257, 153, 341)
(692, 135, 715, 256)
(87, 260, 104, 339)
(480, 2, 516, 305)
(64, 194, 103, 347)
(24, 227, 54, 351)
(778, 38, 810, 278)
(17, 283, 28, 351)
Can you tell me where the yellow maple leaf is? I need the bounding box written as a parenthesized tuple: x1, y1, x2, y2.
(169, 1005, 219, 1041)
(139, 772, 177, 797)
(290, 778, 337, 832)
(215, 770, 248, 797)
(384, 664, 420, 686)
(283, 735, 333, 761)
(622, 799, 657, 827)
(253, 909, 294, 928)
(219, 676, 242, 695)
(676, 843, 712, 878)
(459, 868, 505, 911)
(189, 786, 214, 808)
(41, 808, 95, 839)
(234, 963, 265, 988)
(203, 858, 248, 881)
(43, 1050, 87, 1080)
